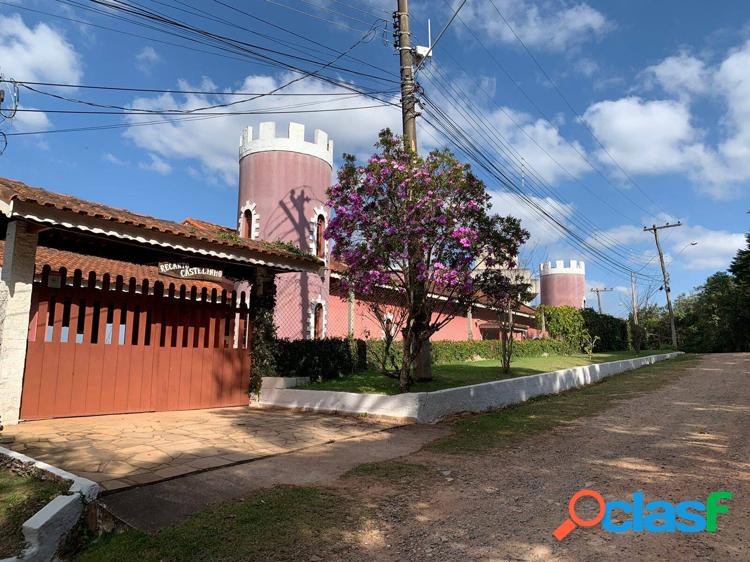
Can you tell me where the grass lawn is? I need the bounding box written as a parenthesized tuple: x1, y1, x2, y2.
(0, 466, 70, 558)
(431, 353, 698, 453)
(298, 350, 666, 394)
(76, 487, 363, 562)
(75, 354, 694, 562)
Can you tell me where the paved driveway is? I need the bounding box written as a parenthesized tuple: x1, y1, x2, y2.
(3, 408, 397, 491)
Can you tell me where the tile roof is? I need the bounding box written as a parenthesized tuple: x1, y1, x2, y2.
(0, 177, 321, 268)
(0, 240, 232, 291)
(0, 240, 230, 291)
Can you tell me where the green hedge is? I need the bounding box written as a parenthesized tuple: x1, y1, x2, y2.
(275, 338, 358, 380)
(363, 338, 578, 369)
(274, 337, 582, 379)
(581, 308, 628, 352)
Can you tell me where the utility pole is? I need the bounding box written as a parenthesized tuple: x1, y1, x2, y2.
(395, 0, 418, 152)
(630, 271, 638, 325)
(590, 287, 614, 314)
(644, 222, 682, 347)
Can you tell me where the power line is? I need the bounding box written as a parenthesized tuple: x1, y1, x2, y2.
(260, 0, 377, 34)
(5, 80, 397, 97)
(419, 65, 657, 268)
(418, 98, 659, 281)
(413, 0, 467, 72)
(487, 0, 668, 215)
(12, 102, 394, 116)
(449, 7, 659, 220)
(421, 63, 647, 246)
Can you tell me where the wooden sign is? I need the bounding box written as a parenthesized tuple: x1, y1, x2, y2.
(158, 262, 224, 282)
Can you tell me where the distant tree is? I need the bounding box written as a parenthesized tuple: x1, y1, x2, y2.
(536, 305, 587, 352)
(327, 129, 528, 391)
(478, 269, 533, 374)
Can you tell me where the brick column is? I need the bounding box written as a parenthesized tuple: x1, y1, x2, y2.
(0, 221, 39, 425)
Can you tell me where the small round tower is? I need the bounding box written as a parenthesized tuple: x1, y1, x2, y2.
(539, 259, 586, 309)
(238, 122, 333, 339)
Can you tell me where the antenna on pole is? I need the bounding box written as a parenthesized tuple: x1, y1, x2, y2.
(415, 19, 433, 65)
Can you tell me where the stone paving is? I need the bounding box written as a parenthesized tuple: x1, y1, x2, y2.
(3, 407, 398, 491)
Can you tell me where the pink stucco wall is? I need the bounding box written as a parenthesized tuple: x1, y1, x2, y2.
(239, 150, 330, 339)
(326, 288, 537, 342)
(540, 273, 585, 309)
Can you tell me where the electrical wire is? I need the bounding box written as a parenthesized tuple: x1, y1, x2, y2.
(4, 80, 398, 97)
(450, 7, 660, 220)
(418, 97, 660, 281)
(419, 65, 655, 267)
(414, 0, 467, 73)
(487, 0, 668, 215)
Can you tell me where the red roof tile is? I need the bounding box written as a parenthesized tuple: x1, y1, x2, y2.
(0, 177, 320, 267)
(0, 240, 230, 291)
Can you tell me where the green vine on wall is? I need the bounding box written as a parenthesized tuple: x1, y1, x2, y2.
(249, 275, 278, 397)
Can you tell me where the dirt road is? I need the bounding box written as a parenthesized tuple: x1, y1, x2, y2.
(335, 353, 749, 561)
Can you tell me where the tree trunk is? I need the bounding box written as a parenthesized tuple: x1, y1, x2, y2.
(399, 331, 416, 392)
(413, 340, 432, 380)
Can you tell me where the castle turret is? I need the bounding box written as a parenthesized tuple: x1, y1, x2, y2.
(238, 122, 333, 339)
(539, 260, 586, 309)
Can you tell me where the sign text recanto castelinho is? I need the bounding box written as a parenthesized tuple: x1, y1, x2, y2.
(158, 262, 224, 282)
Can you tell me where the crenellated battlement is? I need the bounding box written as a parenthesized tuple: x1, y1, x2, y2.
(539, 259, 586, 275)
(239, 122, 334, 167)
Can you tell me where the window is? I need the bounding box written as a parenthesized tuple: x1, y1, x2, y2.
(313, 303, 324, 340)
(241, 209, 253, 239)
(315, 214, 325, 258)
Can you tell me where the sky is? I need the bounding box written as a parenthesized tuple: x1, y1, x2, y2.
(1, 0, 749, 317)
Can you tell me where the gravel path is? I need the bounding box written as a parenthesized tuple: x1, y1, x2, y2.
(337, 353, 749, 561)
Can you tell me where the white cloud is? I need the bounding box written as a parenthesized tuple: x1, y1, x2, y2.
(104, 153, 129, 165)
(139, 154, 172, 175)
(425, 87, 591, 185)
(135, 47, 161, 74)
(123, 73, 401, 185)
(10, 106, 52, 133)
(592, 220, 745, 272)
(457, 0, 610, 52)
(667, 225, 745, 270)
(0, 14, 82, 83)
(584, 39, 750, 199)
(584, 224, 643, 249)
(582, 97, 699, 174)
(489, 190, 576, 246)
(490, 108, 590, 184)
(642, 53, 710, 98)
(574, 58, 599, 78)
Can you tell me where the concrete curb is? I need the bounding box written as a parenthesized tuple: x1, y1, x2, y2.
(253, 352, 684, 423)
(0, 447, 101, 562)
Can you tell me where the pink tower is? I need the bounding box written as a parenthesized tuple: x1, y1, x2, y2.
(539, 260, 586, 309)
(238, 122, 333, 339)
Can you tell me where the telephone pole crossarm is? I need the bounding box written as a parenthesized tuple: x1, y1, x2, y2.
(643, 222, 682, 347)
(590, 287, 614, 314)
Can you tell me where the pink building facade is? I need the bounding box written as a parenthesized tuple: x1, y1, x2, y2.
(238, 122, 332, 339)
(539, 260, 586, 309)
(236, 121, 541, 341)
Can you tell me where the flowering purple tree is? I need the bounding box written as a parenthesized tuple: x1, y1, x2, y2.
(327, 130, 528, 391)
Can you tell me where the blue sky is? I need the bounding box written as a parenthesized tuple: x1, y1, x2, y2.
(1, 0, 748, 316)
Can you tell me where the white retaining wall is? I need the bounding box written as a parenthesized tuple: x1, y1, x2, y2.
(0, 447, 100, 562)
(254, 352, 683, 423)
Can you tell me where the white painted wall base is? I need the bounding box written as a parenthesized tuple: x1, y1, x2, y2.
(253, 352, 683, 423)
(0, 447, 100, 562)
(261, 376, 310, 390)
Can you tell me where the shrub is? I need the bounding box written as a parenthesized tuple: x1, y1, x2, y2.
(364, 338, 577, 369)
(537, 305, 587, 351)
(581, 308, 628, 352)
(274, 338, 355, 381)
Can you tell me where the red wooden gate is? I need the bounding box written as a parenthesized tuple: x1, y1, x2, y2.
(20, 267, 252, 420)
